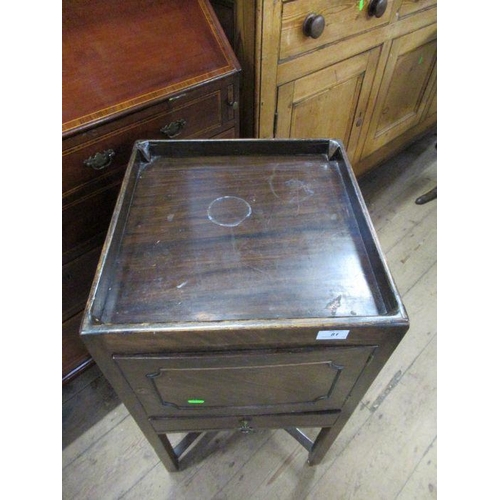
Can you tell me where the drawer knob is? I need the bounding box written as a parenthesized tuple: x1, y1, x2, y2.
(83, 149, 116, 170)
(160, 119, 187, 138)
(303, 13, 325, 39)
(238, 420, 254, 434)
(368, 0, 388, 18)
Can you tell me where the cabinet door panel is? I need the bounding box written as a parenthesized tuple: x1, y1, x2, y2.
(293, 78, 360, 141)
(115, 346, 377, 417)
(361, 23, 436, 157)
(422, 73, 437, 122)
(276, 47, 380, 162)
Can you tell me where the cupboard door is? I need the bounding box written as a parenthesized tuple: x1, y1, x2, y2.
(275, 47, 380, 163)
(115, 346, 377, 417)
(361, 23, 437, 158)
(422, 70, 437, 123)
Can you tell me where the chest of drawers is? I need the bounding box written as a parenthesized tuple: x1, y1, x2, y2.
(80, 138, 409, 471)
(62, 0, 240, 382)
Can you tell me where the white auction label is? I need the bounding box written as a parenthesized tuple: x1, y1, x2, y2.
(316, 330, 350, 340)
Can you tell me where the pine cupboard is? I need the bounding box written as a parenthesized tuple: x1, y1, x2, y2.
(234, 0, 437, 175)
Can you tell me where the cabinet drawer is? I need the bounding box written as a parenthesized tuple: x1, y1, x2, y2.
(63, 89, 224, 196)
(62, 76, 237, 262)
(62, 170, 123, 260)
(280, 0, 396, 60)
(63, 312, 92, 381)
(397, 0, 436, 19)
(114, 346, 376, 418)
(149, 410, 341, 433)
(62, 246, 102, 321)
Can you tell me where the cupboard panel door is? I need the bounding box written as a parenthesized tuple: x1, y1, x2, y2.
(422, 72, 437, 123)
(361, 23, 437, 158)
(275, 47, 380, 163)
(115, 346, 377, 417)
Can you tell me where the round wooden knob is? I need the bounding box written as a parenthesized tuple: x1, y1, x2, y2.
(368, 0, 388, 18)
(303, 14, 325, 39)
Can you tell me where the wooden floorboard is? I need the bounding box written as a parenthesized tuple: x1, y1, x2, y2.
(62, 132, 437, 499)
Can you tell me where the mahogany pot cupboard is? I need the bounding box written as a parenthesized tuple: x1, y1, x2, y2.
(62, 0, 241, 382)
(80, 139, 409, 470)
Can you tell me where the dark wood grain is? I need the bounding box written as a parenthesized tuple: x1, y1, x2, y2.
(62, 313, 94, 383)
(62, 0, 239, 134)
(62, 0, 241, 383)
(149, 410, 341, 433)
(114, 346, 376, 417)
(97, 153, 388, 324)
(80, 139, 409, 471)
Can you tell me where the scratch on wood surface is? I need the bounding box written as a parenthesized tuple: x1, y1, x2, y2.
(400, 254, 411, 264)
(369, 370, 403, 412)
(326, 295, 342, 315)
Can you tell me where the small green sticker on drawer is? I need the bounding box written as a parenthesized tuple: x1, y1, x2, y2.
(358, 0, 364, 11)
(188, 399, 205, 404)
(316, 330, 350, 340)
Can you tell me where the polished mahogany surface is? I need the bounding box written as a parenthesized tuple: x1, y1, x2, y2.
(81, 139, 408, 472)
(62, 0, 237, 133)
(92, 140, 395, 325)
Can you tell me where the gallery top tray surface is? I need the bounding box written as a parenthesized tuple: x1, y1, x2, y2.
(89, 140, 401, 327)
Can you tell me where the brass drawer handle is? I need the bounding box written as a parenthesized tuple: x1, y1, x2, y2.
(238, 420, 254, 434)
(83, 149, 116, 170)
(303, 13, 325, 39)
(368, 0, 388, 18)
(160, 119, 187, 138)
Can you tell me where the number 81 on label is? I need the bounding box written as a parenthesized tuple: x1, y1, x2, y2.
(316, 330, 350, 340)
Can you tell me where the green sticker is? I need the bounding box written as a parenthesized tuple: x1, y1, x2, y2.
(418, 56, 424, 64)
(359, 0, 364, 10)
(188, 399, 205, 404)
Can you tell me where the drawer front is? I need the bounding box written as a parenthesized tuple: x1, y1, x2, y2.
(149, 410, 341, 433)
(62, 246, 102, 322)
(62, 170, 123, 260)
(63, 311, 92, 381)
(115, 346, 376, 418)
(63, 89, 225, 195)
(280, 0, 396, 60)
(397, 0, 436, 19)
(63, 76, 238, 261)
(212, 127, 237, 139)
